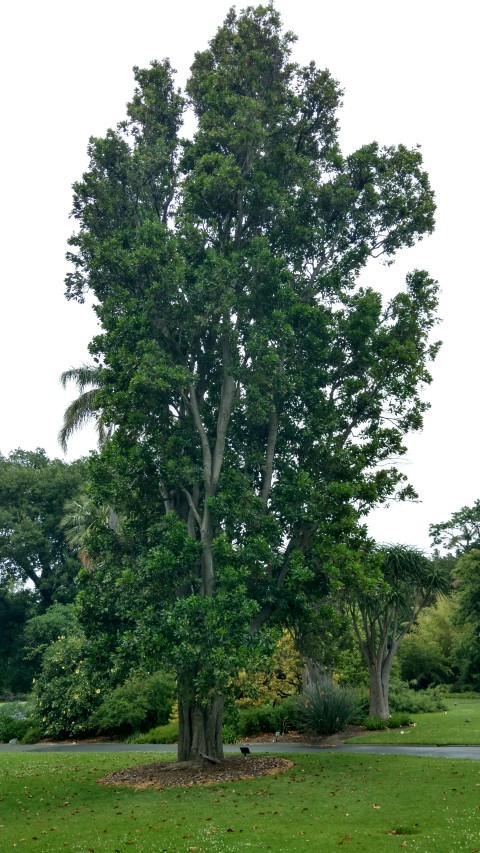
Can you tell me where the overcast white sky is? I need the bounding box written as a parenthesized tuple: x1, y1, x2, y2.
(1, 0, 478, 552)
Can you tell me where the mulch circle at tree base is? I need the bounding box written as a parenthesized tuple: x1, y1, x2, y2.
(97, 756, 295, 790)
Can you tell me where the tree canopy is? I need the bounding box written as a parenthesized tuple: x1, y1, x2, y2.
(64, 4, 439, 762)
(0, 449, 86, 609)
(430, 500, 480, 555)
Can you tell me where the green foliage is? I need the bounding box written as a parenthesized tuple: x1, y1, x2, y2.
(32, 634, 101, 738)
(59, 363, 108, 452)
(430, 501, 480, 554)
(388, 683, 447, 713)
(130, 722, 179, 744)
(23, 603, 78, 675)
(388, 711, 414, 727)
(234, 630, 303, 705)
(0, 449, 86, 609)
(63, 4, 439, 757)
(20, 726, 43, 745)
(234, 698, 297, 738)
(451, 549, 480, 687)
(361, 715, 389, 730)
(347, 544, 451, 717)
(0, 586, 38, 695)
(89, 672, 175, 735)
(0, 702, 34, 743)
(220, 723, 239, 744)
(295, 679, 362, 735)
(361, 711, 413, 730)
(398, 595, 459, 688)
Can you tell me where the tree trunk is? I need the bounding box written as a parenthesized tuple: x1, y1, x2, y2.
(177, 690, 224, 765)
(367, 661, 390, 718)
(302, 657, 330, 688)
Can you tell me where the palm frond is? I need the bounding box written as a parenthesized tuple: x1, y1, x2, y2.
(59, 364, 102, 393)
(58, 389, 100, 453)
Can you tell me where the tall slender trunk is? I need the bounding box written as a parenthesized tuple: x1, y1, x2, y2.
(177, 675, 224, 764)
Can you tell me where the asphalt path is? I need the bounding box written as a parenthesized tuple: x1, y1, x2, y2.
(2, 741, 480, 760)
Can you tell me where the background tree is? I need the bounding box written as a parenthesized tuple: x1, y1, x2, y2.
(0, 449, 86, 609)
(449, 549, 480, 688)
(346, 545, 450, 718)
(65, 5, 438, 763)
(397, 593, 459, 688)
(0, 583, 38, 696)
(430, 501, 480, 555)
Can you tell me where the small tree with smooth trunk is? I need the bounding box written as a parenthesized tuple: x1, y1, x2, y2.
(347, 545, 450, 718)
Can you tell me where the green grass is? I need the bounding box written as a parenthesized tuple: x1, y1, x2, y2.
(348, 699, 480, 745)
(2, 751, 480, 851)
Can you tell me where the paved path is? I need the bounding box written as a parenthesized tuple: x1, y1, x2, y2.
(2, 741, 480, 760)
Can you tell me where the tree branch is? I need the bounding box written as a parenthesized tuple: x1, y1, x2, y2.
(260, 407, 279, 507)
(211, 334, 236, 491)
(180, 487, 202, 527)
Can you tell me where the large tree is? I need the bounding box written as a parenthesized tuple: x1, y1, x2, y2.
(0, 449, 86, 609)
(65, 5, 439, 763)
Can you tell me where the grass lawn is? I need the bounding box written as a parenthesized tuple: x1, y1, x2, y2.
(2, 751, 480, 851)
(348, 700, 480, 746)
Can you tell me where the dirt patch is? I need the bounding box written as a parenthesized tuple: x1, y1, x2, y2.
(97, 755, 295, 790)
(240, 725, 367, 747)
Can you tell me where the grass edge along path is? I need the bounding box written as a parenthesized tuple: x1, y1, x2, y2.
(348, 699, 480, 746)
(2, 751, 480, 851)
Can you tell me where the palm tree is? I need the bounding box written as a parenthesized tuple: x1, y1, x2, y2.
(59, 364, 107, 452)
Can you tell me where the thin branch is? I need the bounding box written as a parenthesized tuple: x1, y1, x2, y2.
(180, 487, 202, 527)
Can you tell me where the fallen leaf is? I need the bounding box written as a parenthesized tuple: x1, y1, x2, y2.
(373, 804, 381, 809)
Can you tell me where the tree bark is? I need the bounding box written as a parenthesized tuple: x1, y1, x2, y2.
(301, 656, 329, 689)
(367, 660, 390, 718)
(177, 684, 224, 765)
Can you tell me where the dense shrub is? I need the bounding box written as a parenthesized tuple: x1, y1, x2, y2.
(361, 711, 413, 730)
(33, 634, 101, 738)
(388, 711, 413, 727)
(20, 726, 44, 744)
(0, 702, 34, 743)
(295, 680, 362, 736)
(89, 672, 175, 735)
(235, 698, 297, 738)
(131, 722, 179, 744)
(361, 715, 389, 731)
(389, 683, 447, 713)
(221, 723, 239, 744)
